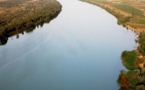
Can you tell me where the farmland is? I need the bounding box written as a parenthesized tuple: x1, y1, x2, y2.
(81, 0, 145, 32)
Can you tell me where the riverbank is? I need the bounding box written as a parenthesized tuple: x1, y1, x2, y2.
(0, 0, 62, 45)
(81, 0, 145, 89)
(81, 0, 145, 32)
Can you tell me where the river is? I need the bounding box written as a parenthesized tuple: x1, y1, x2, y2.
(0, 0, 137, 90)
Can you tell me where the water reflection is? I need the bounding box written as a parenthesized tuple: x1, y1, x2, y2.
(0, 36, 8, 45)
(0, 11, 61, 46)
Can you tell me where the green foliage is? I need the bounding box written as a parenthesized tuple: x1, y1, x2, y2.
(126, 70, 140, 87)
(121, 50, 138, 70)
(138, 32, 145, 55)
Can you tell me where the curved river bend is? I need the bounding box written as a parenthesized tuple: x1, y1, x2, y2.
(0, 0, 137, 90)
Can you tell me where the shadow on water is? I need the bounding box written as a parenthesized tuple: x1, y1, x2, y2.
(0, 10, 61, 46)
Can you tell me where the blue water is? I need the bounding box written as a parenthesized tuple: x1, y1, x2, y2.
(0, 0, 137, 90)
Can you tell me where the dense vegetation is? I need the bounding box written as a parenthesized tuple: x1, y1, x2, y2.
(117, 70, 145, 90)
(0, 0, 62, 45)
(138, 32, 145, 55)
(121, 50, 138, 70)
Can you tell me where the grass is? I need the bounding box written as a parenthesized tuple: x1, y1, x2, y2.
(131, 18, 145, 24)
(111, 4, 144, 17)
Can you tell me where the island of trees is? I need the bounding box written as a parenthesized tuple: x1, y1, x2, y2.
(0, 0, 62, 45)
(81, 0, 145, 89)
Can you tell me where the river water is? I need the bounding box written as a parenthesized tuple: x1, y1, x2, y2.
(0, 0, 137, 90)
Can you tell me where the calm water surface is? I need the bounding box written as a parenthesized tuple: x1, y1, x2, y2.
(0, 0, 137, 90)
